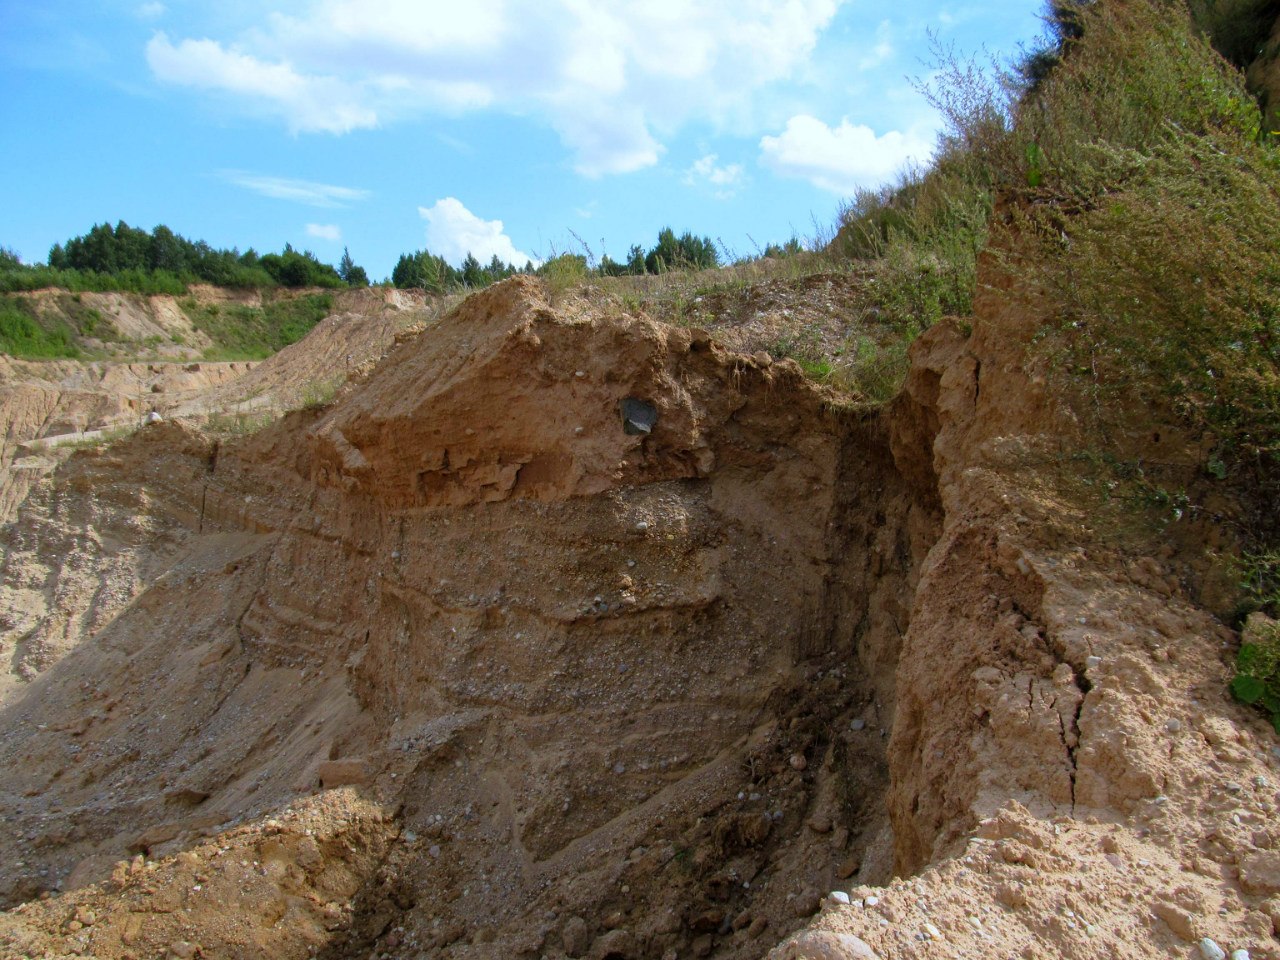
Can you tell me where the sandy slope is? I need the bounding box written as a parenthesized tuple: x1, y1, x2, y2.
(0, 273, 1275, 960)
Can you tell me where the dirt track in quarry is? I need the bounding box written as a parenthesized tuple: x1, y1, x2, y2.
(0, 273, 1278, 960)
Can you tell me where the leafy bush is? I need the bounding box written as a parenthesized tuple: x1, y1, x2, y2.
(1232, 614, 1280, 731)
(1238, 550, 1280, 616)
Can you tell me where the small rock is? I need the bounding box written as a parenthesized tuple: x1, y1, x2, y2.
(1230, 951, 1251, 960)
(169, 943, 198, 959)
(1085, 655, 1102, 669)
(789, 753, 807, 771)
(74, 906, 95, 926)
(1199, 939, 1227, 960)
(836, 856, 861, 879)
(793, 889, 822, 917)
(806, 815, 832, 834)
(828, 891, 851, 905)
(850, 718, 866, 731)
(562, 916, 590, 958)
(774, 930, 881, 959)
(996, 883, 1027, 908)
(1240, 851, 1280, 895)
(1166, 719, 1182, 733)
(923, 922, 942, 940)
(1153, 901, 1200, 942)
(635, 521, 649, 532)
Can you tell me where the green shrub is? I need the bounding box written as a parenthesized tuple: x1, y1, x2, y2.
(1238, 550, 1280, 616)
(538, 254, 590, 299)
(843, 335, 913, 403)
(1232, 615, 1280, 731)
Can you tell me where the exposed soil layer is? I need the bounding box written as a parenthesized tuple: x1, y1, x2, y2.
(0, 272, 1277, 960)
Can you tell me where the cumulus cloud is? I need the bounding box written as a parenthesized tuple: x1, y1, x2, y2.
(146, 1, 845, 174)
(759, 115, 933, 195)
(305, 223, 342, 241)
(684, 154, 745, 199)
(146, 33, 377, 134)
(419, 198, 535, 267)
(220, 171, 370, 207)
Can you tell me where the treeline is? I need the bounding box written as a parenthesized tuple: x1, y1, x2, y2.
(0, 222, 370, 295)
(3, 221, 794, 298)
(390, 227, 734, 291)
(391, 251, 532, 292)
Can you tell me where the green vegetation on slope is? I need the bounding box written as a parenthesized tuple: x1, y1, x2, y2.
(180, 293, 335, 361)
(0, 299, 79, 359)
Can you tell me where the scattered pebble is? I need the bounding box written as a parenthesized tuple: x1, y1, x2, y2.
(923, 922, 942, 940)
(1086, 656, 1102, 669)
(829, 891, 851, 905)
(1199, 939, 1227, 960)
(850, 718, 866, 731)
(1166, 719, 1182, 733)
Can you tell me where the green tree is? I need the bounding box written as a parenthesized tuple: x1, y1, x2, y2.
(338, 247, 369, 287)
(461, 253, 485, 288)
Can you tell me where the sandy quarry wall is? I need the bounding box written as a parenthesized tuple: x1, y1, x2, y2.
(0, 272, 1277, 960)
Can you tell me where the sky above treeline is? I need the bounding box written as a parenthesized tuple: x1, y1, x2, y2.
(1, 0, 1045, 280)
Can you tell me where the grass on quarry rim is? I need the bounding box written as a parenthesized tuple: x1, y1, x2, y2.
(182, 292, 335, 361)
(547, 250, 935, 405)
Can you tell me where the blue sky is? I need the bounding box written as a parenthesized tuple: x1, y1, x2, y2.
(1, 0, 1046, 280)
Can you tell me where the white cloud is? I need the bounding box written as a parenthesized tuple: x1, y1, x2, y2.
(419, 198, 535, 267)
(136, 2, 166, 18)
(146, 1, 846, 174)
(305, 223, 342, 242)
(859, 20, 894, 71)
(221, 171, 370, 207)
(684, 154, 745, 199)
(146, 33, 377, 134)
(759, 115, 934, 195)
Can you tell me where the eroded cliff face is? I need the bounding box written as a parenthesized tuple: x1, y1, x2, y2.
(0, 272, 1276, 960)
(0, 278, 931, 959)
